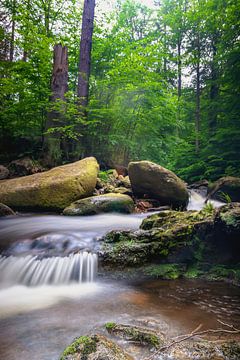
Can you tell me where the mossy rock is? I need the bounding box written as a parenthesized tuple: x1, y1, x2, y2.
(105, 323, 164, 348)
(100, 204, 240, 272)
(207, 176, 240, 202)
(0, 157, 99, 211)
(63, 193, 134, 216)
(60, 334, 133, 360)
(0, 203, 15, 217)
(128, 161, 189, 208)
(171, 339, 240, 360)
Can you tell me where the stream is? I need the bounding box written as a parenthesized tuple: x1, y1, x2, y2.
(0, 191, 239, 360)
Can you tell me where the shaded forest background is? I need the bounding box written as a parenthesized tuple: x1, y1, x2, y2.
(0, 0, 240, 182)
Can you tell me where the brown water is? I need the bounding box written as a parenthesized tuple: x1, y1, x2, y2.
(0, 199, 239, 360)
(0, 279, 239, 360)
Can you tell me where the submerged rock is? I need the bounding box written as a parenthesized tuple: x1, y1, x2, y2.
(0, 157, 99, 211)
(207, 176, 240, 202)
(0, 203, 15, 217)
(60, 334, 133, 360)
(0, 165, 9, 180)
(63, 193, 134, 216)
(128, 161, 189, 208)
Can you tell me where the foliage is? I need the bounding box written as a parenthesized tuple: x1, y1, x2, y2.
(0, 0, 239, 181)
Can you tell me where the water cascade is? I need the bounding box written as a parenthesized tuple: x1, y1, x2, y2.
(0, 252, 97, 286)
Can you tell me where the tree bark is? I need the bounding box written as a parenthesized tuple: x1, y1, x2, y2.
(9, 0, 16, 62)
(209, 35, 219, 136)
(77, 0, 96, 111)
(44, 44, 68, 166)
(195, 33, 201, 153)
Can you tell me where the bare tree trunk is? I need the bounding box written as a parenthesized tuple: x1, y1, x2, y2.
(77, 0, 96, 111)
(44, 44, 68, 166)
(177, 37, 182, 99)
(9, 0, 16, 62)
(75, 0, 95, 158)
(209, 36, 219, 137)
(195, 33, 201, 153)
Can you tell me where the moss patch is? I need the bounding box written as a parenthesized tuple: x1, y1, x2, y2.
(60, 335, 97, 360)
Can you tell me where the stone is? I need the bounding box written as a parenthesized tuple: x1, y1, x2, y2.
(105, 322, 164, 348)
(128, 161, 189, 208)
(63, 193, 134, 216)
(207, 176, 240, 202)
(0, 157, 99, 211)
(0, 165, 9, 180)
(99, 204, 240, 271)
(60, 334, 133, 360)
(8, 157, 43, 177)
(0, 203, 15, 217)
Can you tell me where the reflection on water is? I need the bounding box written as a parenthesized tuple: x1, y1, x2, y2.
(0, 279, 239, 360)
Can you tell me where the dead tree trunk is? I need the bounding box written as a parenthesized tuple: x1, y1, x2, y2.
(75, 0, 95, 158)
(44, 44, 68, 167)
(77, 0, 96, 111)
(195, 33, 201, 153)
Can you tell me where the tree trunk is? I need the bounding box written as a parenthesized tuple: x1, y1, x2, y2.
(195, 33, 201, 153)
(209, 36, 219, 137)
(9, 0, 16, 62)
(77, 0, 96, 111)
(75, 0, 95, 158)
(44, 44, 68, 167)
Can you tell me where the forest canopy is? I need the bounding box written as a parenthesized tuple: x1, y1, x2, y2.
(1, 0, 240, 182)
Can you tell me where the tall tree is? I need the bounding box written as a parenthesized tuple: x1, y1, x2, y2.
(77, 0, 96, 112)
(44, 44, 68, 166)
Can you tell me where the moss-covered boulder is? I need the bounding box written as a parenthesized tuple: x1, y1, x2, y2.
(0, 203, 15, 217)
(0, 157, 99, 211)
(207, 176, 240, 202)
(105, 322, 164, 349)
(99, 204, 240, 271)
(63, 193, 134, 216)
(60, 334, 133, 360)
(128, 161, 189, 208)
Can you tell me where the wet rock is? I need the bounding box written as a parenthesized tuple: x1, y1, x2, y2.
(60, 334, 133, 360)
(100, 204, 240, 270)
(112, 187, 132, 196)
(170, 339, 240, 360)
(0, 203, 15, 217)
(0, 165, 9, 180)
(207, 176, 240, 203)
(105, 322, 164, 348)
(128, 161, 189, 208)
(63, 193, 134, 216)
(8, 157, 44, 177)
(0, 157, 99, 211)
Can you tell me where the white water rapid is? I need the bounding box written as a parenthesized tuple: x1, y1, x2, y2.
(0, 252, 97, 286)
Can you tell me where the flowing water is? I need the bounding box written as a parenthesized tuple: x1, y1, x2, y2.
(0, 191, 239, 360)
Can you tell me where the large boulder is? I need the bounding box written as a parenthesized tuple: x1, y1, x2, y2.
(128, 161, 189, 208)
(60, 334, 133, 360)
(100, 204, 240, 272)
(0, 165, 9, 180)
(63, 193, 134, 216)
(207, 176, 240, 202)
(0, 157, 99, 211)
(0, 203, 15, 217)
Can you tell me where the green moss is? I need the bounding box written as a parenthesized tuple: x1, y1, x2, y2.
(105, 323, 161, 348)
(207, 265, 240, 283)
(184, 265, 204, 279)
(60, 335, 97, 360)
(144, 264, 182, 279)
(105, 322, 117, 331)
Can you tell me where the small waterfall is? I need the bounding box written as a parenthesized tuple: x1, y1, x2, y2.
(0, 252, 97, 287)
